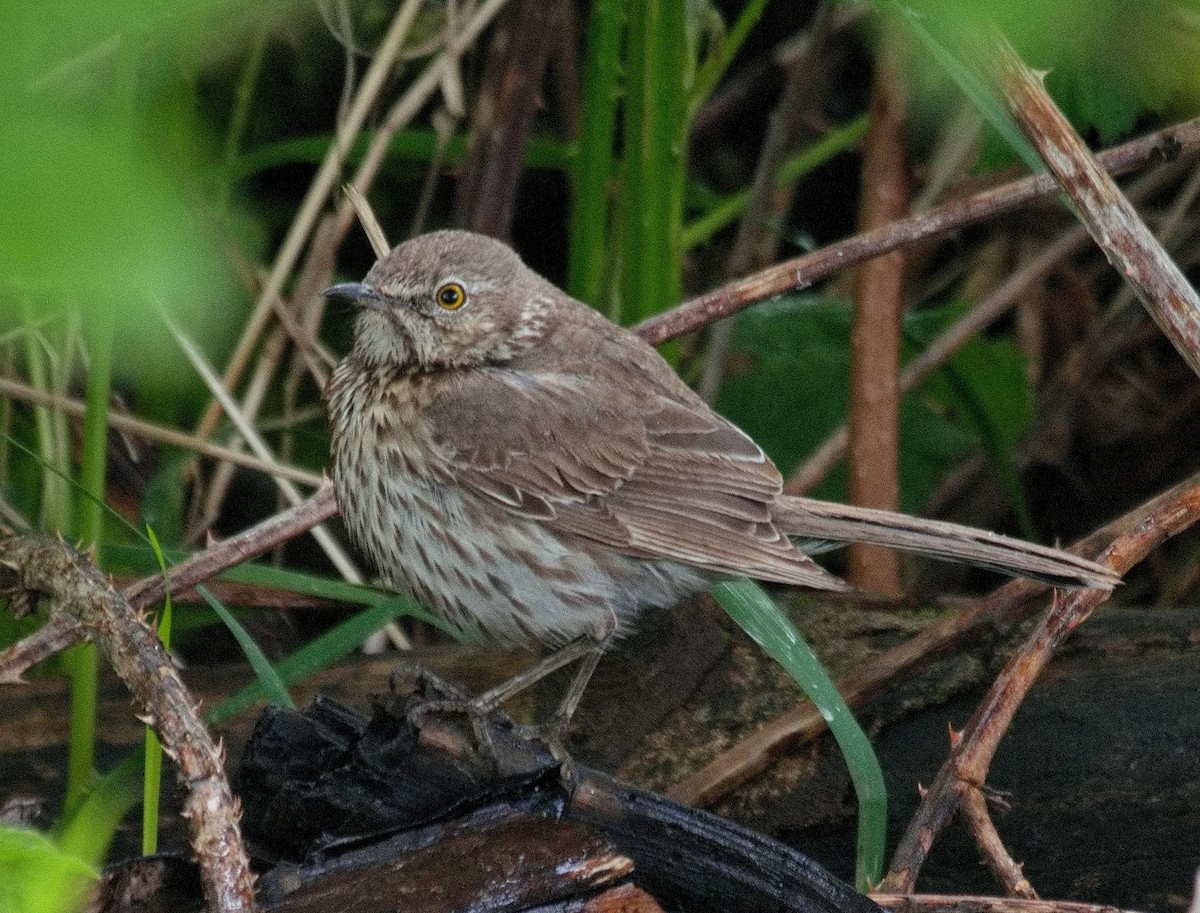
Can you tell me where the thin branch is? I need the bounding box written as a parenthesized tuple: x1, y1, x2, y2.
(870, 894, 1133, 913)
(847, 45, 909, 592)
(634, 117, 1200, 345)
(0, 376, 323, 488)
(993, 39, 1200, 380)
(0, 535, 258, 913)
(167, 320, 363, 585)
(959, 787, 1037, 898)
(123, 483, 339, 612)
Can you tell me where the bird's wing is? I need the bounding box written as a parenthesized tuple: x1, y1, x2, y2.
(424, 367, 848, 589)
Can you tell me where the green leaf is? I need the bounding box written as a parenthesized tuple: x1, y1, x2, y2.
(206, 595, 433, 725)
(197, 584, 295, 712)
(715, 295, 973, 510)
(0, 827, 96, 913)
(711, 579, 885, 891)
(906, 304, 1037, 537)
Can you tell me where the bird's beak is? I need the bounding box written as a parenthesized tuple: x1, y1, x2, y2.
(323, 282, 386, 310)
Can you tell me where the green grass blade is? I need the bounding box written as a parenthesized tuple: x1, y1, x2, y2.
(197, 584, 295, 712)
(55, 753, 142, 869)
(890, 2, 1043, 173)
(206, 595, 425, 726)
(141, 526, 173, 856)
(683, 115, 869, 249)
(568, 0, 625, 307)
(66, 312, 116, 811)
(619, 0, 689, 333)
(712, 578, 885, 891)
(688, 0, 771, 115)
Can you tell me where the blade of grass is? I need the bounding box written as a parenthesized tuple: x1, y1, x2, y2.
(889, 2, 1042, 173)
(683, 115, 869, 249)
(619, 0, 688, 335)
(711, 578, 886, 891)
(55, 752, 142, 871)
(687, 0, 771, 116)
(567, 0, 624, 307)
(197, 584, 295, 712)
(102, 541, 418, 608)
(206, 595, 435, 726)
(65, 311, 116, 809)
(141, 526, 173, 856)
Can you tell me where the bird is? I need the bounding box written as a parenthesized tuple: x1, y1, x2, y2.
(325, 229, 1117, 739)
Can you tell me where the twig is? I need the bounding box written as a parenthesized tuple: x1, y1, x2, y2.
(169, 321, 362, 578)
(847, 45, 909, 592)
(668, 464, 1200, 808)
(0, 610, 81, 684)
(0, 376, 323, 489)
(124, 484, 339, 614)
(451, 0, 560, 238)
(870, 894, 1132, 913)
(634, 117, 1200, 345)
(959, 787, 1036, 898)
(0, 486, 339, 682)
(0, 535, 258, 913)
(882, 472, 1200, 892)
(993, 39, 1200, 381)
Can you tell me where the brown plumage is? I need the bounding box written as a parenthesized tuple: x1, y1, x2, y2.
(326, 230, 1117, 732)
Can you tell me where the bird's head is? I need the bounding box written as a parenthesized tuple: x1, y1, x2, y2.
(325, 230, 555, 372)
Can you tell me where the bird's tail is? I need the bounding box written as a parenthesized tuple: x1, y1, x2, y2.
(774, 496, 1119, 590)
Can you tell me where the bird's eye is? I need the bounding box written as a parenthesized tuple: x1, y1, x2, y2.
(435, 281, 466, 310)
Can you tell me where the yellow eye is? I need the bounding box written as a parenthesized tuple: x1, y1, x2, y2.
(435, 281, 466, 310)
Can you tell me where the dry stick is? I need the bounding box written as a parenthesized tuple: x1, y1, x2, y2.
(0, 485, 340, 682)
(0, 377, 323, 488)
(0, 536, 258, 913)
(959, 787, 1035, 898)
(124, 484, 339, 613)
(881, 474, 1200, 892)
(452, 0, 559, 238)
(193, 0, 424, 443)
(667, 465, 1198, 808)
(198, 0, 513, 517)
(634, 117, 1200, 347)
(870, 895, 1132, 913)
(326, 0, 516, 250)
(169, 325, 364, 590)
(994, 40, 1200, 381)
(0, 610, 81, 685)
(196, 214, 342, 535)
(847, 46, 909, 592)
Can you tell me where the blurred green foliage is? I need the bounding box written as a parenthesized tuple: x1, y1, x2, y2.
(0, 0, 300, 403)
(893, 0, 1200, 156)
(0, 827, 96, 913)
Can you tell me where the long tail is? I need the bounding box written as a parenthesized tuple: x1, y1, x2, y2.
(774, 497, 1119, 590)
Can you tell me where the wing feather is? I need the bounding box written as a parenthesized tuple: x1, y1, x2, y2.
(425, 367, 847, 589)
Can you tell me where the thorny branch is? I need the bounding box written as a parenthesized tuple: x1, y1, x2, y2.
(881, 472, 1200, 892)
(0, 535, 258, 913)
